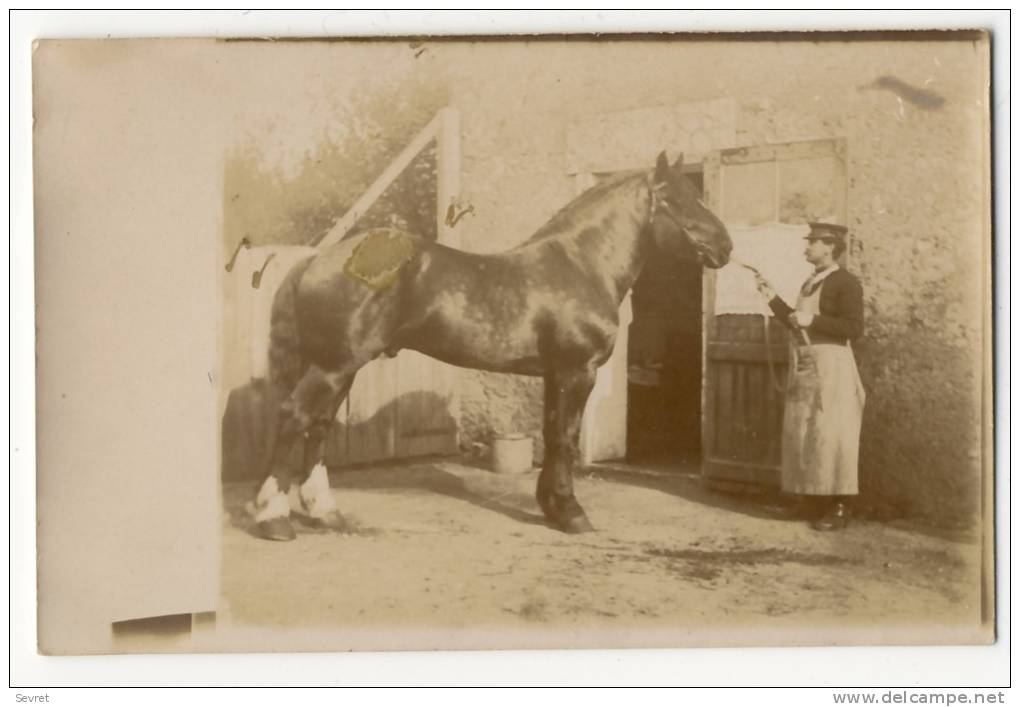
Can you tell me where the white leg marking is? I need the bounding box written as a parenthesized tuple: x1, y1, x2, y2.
(299, 463, 338, 519)
(253, 476, 290, 522)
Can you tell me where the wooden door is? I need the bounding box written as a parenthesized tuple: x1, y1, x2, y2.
(701, 139, 848, 486)
(336, 349, 459, 464)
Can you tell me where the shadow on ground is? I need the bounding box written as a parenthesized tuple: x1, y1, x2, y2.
(221, 457, 794, 534)
(224, 456, 976, 543)
(585, 462, 800, 522)
(330, 463, 550, 528)
(222, 460, 553, 537)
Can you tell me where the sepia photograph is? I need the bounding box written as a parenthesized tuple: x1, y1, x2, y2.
(18, 10, 1006, 689)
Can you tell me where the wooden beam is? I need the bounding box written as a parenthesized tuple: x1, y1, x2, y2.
(719, 138, 843, 166)
(316, 110, 444, 249)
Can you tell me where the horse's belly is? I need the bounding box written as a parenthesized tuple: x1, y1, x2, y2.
(401, 256, 618, 375)
(408, 326, 545, 376)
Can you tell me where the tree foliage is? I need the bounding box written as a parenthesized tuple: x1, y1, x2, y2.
(224, 80, 447, 252)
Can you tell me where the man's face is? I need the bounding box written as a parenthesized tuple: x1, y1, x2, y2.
(804, 237, 834, 265)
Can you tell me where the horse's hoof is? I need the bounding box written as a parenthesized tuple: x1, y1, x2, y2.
(559, 512, 595, 534)
(255, 517, 296, 542)
(537, 493, 595, 533)
(295, 510, 348, 533)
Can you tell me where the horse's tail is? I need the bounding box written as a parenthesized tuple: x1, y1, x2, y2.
(267, 255, 316, 391)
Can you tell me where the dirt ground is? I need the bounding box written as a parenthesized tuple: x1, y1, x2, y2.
(214, 458, 990, 652)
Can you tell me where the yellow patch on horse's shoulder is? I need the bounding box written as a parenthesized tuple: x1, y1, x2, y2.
(343, 229, 417, 290)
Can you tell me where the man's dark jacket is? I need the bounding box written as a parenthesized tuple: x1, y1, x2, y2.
(769, 268, 864, 345)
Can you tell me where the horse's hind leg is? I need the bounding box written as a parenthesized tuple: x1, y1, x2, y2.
(289, 375, 355, 532)
(536, 365, 597, 533)
(253, 365, 355, 541)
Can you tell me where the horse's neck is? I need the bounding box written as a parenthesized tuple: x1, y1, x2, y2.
(549, 175, 651, 305)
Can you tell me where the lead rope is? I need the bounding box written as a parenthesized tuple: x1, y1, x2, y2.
(762, 312, 794, 394)
(763, 315, 824, 410)
(739, 256, 793, 395)
(738, 259, 816, 397)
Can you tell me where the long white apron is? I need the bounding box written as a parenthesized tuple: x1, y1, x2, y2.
(781, 275, 866, 496)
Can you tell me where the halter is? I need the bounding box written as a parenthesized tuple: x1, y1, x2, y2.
(647, 176, 716, 243)
(647, 177, 669, 226)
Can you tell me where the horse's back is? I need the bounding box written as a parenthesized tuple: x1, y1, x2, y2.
(394, 238, 622, 373)
(288, 225, 621, 375)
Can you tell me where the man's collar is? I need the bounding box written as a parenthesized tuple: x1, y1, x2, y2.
(812, 263, 839, 278)
(805, 263, 839, 289)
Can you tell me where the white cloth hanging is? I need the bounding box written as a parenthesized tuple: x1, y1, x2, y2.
(713, 223, 814, 315)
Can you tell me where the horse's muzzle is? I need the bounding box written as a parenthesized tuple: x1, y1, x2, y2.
(700, 245, 731, 269)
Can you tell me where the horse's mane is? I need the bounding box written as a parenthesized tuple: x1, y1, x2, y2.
(516, 170, 646, 247)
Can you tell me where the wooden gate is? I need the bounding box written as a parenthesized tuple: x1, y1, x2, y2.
(701, 138, 848, 486)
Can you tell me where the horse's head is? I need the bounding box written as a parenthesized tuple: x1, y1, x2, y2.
(648, 151, 732, 269)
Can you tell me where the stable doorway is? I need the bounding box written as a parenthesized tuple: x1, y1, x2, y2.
(626, 169, 705, 465)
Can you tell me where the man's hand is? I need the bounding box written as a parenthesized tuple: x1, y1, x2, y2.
(753, 272, 777, 301)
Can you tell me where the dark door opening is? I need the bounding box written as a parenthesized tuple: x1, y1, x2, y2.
(626, 169, 704, 466)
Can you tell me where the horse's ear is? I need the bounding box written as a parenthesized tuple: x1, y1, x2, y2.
(654, 151, 670, 183)
(672, 153, 684, 171)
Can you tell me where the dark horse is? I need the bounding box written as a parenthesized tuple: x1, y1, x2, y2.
(250, 152, 732, 540)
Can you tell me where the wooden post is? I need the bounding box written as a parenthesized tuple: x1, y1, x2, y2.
(700, 151, 722, 476)
(436, 107, 461, 249)
(433, 107, 462, 449)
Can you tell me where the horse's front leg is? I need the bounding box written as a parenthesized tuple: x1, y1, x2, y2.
(537, 365, 597, 533)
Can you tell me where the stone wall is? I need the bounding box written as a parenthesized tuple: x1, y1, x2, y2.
(422, 37, 988, 526)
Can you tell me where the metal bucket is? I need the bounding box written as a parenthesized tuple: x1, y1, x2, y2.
(491, 434, 533, 475)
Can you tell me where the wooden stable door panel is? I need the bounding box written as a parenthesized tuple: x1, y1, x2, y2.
(719, 161, 777, 226)
(326, 351, 459, 466)
(716, 140, 848, 228)
(394, 350, 459, 458)
(341, 356, 399, 465)
(703, 315, 787, 484)
(701, 138, 847, 487)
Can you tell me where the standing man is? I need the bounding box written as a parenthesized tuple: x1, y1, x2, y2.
(754, 222, 866, 530)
